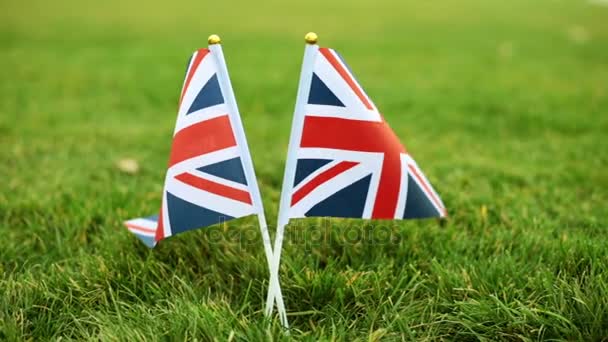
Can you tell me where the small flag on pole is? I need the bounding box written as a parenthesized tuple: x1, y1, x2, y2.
(266, 32, 447, 325)
(124, 34, 288, 328)
(124, 36, 264, 247)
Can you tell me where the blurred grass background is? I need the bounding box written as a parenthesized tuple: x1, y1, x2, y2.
(1, 0, 608, 340)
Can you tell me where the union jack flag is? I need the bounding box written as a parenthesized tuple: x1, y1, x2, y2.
(284, 47, 447, 220)
(124, 47, 258, 247)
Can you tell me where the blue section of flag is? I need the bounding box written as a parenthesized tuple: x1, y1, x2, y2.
(308, 73, 345, 107)
(133, 233, 157, 248)
(305, 174, 371, 218)
(402, 177, 441, 219)
(294, 158, 332, 186)
(166, 191, 233, 234)
(187, 74, 224, 114)
(197, 157, 248, 185)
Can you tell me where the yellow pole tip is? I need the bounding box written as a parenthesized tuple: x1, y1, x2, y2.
(304, 32, 318, 44)
(208, 34, 221, 45)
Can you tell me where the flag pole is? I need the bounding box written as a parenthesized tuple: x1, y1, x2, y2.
(208, 35, 288, 327)
(265, 32, 319, 324)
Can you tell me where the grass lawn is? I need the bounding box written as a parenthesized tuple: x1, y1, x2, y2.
(1, 0, 608, 340)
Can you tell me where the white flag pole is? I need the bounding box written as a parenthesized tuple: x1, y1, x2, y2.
(208, 35, 288, 327)
(265, 33, 319, 323)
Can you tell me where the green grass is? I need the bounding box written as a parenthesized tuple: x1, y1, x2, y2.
(1, 0, 608, 340)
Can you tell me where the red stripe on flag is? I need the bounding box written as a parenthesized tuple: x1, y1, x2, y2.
(301, 116, 405, 154)
(407, 164, 446, 216)
(155, 202, 165, 242)
(319, 48, 373, 110)
(168, 115, 236, 167)
(291, 161, 359, 206)
(179, 48, 210, 106)
(370, 153, 402, 219)
(125, 223, 156, 234)
(175, 172, 252, 204)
